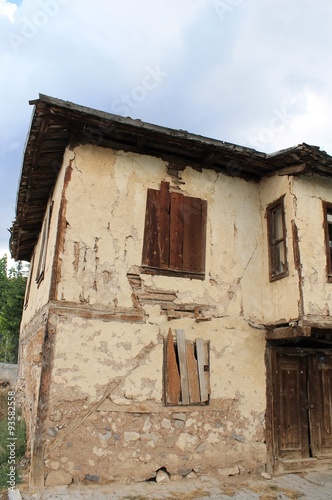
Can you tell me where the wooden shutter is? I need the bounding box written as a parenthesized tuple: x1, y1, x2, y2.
(182, 197, 207, 273)
(170, 192, 183, 270)
(142, 182, 207, 275)
(142, 182, 170, 268)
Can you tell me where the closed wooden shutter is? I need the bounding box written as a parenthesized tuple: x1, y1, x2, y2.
(142, 182, 207, 276)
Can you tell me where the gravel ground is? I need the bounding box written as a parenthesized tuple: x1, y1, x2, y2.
(8, 470, 332, 500)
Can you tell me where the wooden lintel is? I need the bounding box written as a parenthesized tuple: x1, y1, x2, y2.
(266, 326, 311, 340)
(48, 300, 145, 323)
(300, 315, 332, 330)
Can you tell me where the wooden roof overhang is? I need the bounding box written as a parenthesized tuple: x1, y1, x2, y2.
(10, 94, 332, 261)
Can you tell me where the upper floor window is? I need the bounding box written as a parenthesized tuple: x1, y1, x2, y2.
(142, 181, 207, 279)
(323, 202, 332, 281)
(267, 197, 288, 281)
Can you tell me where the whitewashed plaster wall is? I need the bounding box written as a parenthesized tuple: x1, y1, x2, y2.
(48, 143, 267, 421)
(21, 148, 74, 326)
(258, 175, 300, 324)
(293, 175, 332, 317)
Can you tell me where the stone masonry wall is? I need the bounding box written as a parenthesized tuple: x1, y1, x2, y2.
(44, 405, 266, 486)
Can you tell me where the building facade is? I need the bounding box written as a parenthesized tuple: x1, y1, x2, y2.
(11, 95, 332, 488)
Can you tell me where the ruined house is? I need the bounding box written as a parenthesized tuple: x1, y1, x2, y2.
(10, 94, 332, 488)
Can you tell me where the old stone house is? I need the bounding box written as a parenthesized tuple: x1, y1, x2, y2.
(11, 95, 332, 488)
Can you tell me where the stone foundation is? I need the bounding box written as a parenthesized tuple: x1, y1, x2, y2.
(43, 405, 266, 485)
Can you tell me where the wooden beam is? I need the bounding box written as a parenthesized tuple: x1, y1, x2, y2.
(277, 163, 308, 176)
(265, 326, 311, 340)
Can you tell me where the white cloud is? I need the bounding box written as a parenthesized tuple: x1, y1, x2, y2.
(0, 0, 17, 23)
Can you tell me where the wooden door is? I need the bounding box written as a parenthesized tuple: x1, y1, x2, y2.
(274, 352, 310, 459)
(273, 350, 332, 462)
(308, 354, 332, 457)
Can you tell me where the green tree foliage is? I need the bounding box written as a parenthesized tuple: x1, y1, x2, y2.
(0, 255, 27, 363)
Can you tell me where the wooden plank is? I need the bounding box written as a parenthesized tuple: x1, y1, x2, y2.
(166, 328, 181, 405)
(186, 341, 200, 403)
(183, 197, 206, 273)
(200, 199, 207, 273)
(142, 188, 161, 268)
(159, 181, 170, 268)
(170, 192, 183, 270)
(308, 355, 321, 457)
(291, 220, 301, 272)
(196, 338, 209, 403)
(176, 329, 189, 405)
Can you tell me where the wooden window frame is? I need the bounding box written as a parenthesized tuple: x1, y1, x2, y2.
(142, 181, 207, 280)
(35, 201, 52, 286)
(24, 251, 35, 309)
(164, 329, 210, 406)
(267, 196, 288, 281)
(323, 201, 332, 282)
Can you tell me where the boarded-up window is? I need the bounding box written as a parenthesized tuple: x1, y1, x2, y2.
(267, 196, 288, 281)
(164, 329, 210, 406)
(35, 201, 52, 286)
(323, 202, 332, 281)
(142, 181, 207, 279)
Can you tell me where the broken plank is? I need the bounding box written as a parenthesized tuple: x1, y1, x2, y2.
(176, 329, 190, 405)
(166, 328, 181, 405)
(186, 340, 200, 403)
(196, 338, 209, 403)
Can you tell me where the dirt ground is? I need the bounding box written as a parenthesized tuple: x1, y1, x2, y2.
(1, 469, 331, 500)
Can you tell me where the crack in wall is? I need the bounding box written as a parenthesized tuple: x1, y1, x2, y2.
(46, 340, 157, 457)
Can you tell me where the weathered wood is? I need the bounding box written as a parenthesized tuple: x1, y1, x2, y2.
(196, 338, 209, 402)
(36, 201, 52, 285)
(142, 188, 160, 268)
(186, 341, 200, 403)
(301, 315, 332, 329)
(166, 329, 181, 405)
(159, 181, 170, 267)
(183, 197, 206, 273)
(265, 326, 311, 340)
(278, 354, 309, 459)
(277, 162, 308, 176)
(176, 329, 189, 405)
(170, 192, 183, 270)
(309, 354, 332, 456)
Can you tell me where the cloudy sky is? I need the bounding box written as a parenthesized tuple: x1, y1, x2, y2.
(1, 0, 332, 263)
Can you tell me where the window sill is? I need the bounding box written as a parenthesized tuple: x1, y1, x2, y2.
(269, 270, 289, 282)
(141, 265, 205, 280)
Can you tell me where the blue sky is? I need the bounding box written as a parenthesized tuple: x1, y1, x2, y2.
(1, 0, 332, 263)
